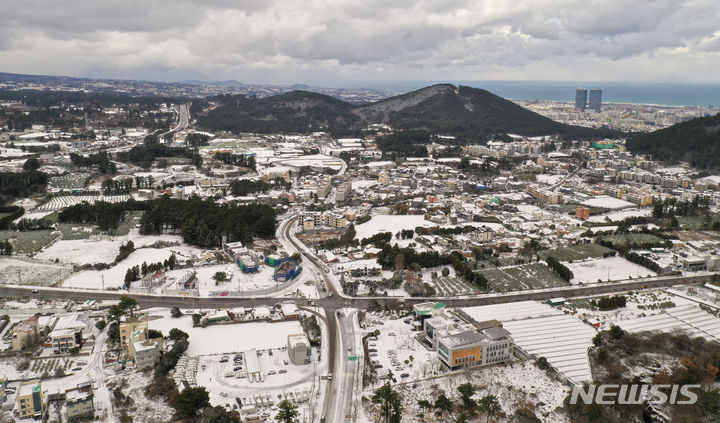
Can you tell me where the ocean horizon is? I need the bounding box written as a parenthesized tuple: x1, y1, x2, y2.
(311, 80, 720, 108)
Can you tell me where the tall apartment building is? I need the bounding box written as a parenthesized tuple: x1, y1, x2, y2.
(589, 89, 602, 112)
(575, 88, 588, 111)
(336, 181, 352, 205)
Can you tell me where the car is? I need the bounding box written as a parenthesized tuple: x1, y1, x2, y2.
(31, 289, 39, 294)
(220, 392, 227, 397)
(267, 370, 277, 375)
(233, 366, 243, 372)
(278, 369, 287, 374)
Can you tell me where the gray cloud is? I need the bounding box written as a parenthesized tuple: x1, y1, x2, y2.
(0, 0, 718, 83)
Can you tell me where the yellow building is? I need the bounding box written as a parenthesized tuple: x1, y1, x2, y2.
(16, 380, 43, 419)
(119, 319, 148, 359)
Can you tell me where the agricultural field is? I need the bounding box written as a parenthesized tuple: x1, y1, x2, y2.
(30, 357, 76, 377)
(47, 172, 91, 190)
(598, 233, 666, 248)
(36, 194, 132, 212)
(538, 243, 615, 262)
(0, 257, 72, 285)
(0, 229, 58, 254)
(677, 213, 720, 230)
(478, 263, 568, 292)
(429, 276, 477, 296)
(56, 223, 101, 240)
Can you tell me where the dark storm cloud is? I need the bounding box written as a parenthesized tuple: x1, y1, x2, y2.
(0, 0, 718, 82)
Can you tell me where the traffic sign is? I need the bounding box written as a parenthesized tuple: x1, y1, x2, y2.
(348, 356, 359, 361)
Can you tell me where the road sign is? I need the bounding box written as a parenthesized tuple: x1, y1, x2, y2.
(348, 356, 358, 361)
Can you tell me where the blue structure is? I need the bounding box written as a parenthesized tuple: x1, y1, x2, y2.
(274, 264, 302, 282)
(237, 257, 259, 273)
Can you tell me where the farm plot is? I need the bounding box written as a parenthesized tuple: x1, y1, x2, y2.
(598, 233, 666, 249)
(478, 263, 568, 292)
(0, 229, 58, 254)
(30, 357, 75, 377)
(36, 194, 131, 212)
(430, 276, 477, 296)
(539, 244, 615, 262)
(0, 257, 72, 286)
(48, 172, 91, 190)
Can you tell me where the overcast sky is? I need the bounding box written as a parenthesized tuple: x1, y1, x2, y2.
(1, 0, 719, 84)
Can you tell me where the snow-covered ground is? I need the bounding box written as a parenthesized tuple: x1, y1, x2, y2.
(0, 257, 72, 285)
(60, 239, 205, 289)
(588, 208, 651, 223)
(353, 214, 505, 242)
(565, 256, 655, 284)
(146, 308, 305, 356)
(362, 312, 441, 386)
(582, 195, 634, 209)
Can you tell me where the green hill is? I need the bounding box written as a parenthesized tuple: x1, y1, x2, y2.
(626, 114, 720, 169)
(198, 84, 622, 141)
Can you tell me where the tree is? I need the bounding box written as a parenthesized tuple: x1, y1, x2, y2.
(372, 383, 402, 423)
(119, 296, 138, 317)
(535, 356, 550, 370)
(198, 405, 239, 423)
(441, 267, 450, 277)
(457, 383, 477, 412)
(173, 386, 210, 418)
(23, 157, 40, 171)
(479, 395, 501, 423)
(609, 325, 624, 340)
(275, 399, 299, 423)
(169, 328, 190, 341)
(170, 307, 182, 318)
(95, 320, 107, 330)
(213, 271, 228, 285)
(434, 393, 454, 419)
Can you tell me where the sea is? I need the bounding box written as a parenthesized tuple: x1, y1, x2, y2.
(316, 80, 720, 108)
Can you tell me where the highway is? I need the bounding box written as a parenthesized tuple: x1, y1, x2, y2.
(158, 103, 190, 137)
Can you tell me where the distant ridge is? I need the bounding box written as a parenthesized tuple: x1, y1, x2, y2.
(626, 113, 720, 169)
(199, 84, 622, 140)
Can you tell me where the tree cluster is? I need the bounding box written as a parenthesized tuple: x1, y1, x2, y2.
(545, 256, 574, 282)
(70, 151, 116, 174)
(139, 197, 277, 248)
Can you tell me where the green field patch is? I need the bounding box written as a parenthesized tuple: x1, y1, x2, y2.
(478, 262, 568, 292)
(539, 244, 615, 262)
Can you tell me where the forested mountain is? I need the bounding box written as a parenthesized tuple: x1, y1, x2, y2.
(198, 84, 622, 141)
(626, 113, 720, 169)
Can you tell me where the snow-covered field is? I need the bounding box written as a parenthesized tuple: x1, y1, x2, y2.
(588, 208, 651, 223)
(36, 194, 131, 212)
(146, 309, 305, 356)
(0, 257, 72, 285)
(191, 262, 297, 296)
(353, 214, 505, 241)
(61, 241, 205, 289)
(565, 256, 654, 284)
(581, 195, 634, 209)
(363, 361, 571, 423)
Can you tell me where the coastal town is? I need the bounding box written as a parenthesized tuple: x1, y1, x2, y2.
(0, 77, 719, 423)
